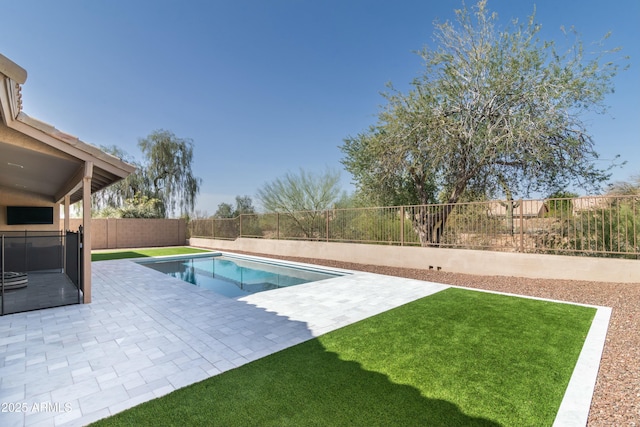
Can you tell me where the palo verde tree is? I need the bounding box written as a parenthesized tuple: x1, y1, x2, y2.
(92, 130, 201, 218)
(341, 0, 625, 246)
(257, 168, 343, 238)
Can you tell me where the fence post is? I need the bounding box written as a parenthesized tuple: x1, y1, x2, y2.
(519, 200, 524, 253)
(325, 211, 330, 242)
(239, 215, 243, 238)
(400, 206, 405, 246)
(277, 213, 280, 240)
(211, 218, 215, 239)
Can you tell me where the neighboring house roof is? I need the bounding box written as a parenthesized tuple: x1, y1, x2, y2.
(487, 200, 548, 217)
(0, 53, 135, 204)
(570, 197, 611, 215)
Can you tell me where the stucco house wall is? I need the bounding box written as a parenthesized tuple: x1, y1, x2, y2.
(0, 188, 61, 232)
(0, 123, 67, 232)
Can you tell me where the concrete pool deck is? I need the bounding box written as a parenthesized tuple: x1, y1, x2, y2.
(0, 254, 610, 426)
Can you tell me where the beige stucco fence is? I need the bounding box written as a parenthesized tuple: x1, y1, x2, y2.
(189, 237, 640, 283)
(68, 218, 186, 250)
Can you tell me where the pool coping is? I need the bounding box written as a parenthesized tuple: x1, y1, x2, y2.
(133, 250, 354, 275)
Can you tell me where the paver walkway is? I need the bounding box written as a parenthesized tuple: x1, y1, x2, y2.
(0, 257, 447, 426)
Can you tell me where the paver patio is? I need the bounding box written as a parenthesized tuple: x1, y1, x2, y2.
(0, 254, 609, 426)
(0, 257, 446, 426)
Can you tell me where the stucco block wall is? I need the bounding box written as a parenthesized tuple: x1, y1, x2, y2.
(189, 237, 640, 284)
(69, 218, 186, 249)
(0, 186, 60, 232)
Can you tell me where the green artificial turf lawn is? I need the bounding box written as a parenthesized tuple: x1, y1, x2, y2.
(91, 246, 211, 261)
(90, 287, 596, 427)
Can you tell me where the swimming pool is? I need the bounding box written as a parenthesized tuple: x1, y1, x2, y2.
(138, 254, 345, 298)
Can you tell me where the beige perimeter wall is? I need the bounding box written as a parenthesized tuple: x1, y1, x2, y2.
(69, 218, 186, 249)
(189, 237, 640, 284)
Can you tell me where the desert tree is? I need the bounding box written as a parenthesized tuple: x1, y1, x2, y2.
(91, 145, 146, 213)
(257, 168, 343, 238)
(91, 130, 201, 218)
(213, 203, 234, 219)
(214, 195, 256, 218)
(341, 0, 625, 246)
(607, 174, 640, 196)
(138, 129, 201, 217)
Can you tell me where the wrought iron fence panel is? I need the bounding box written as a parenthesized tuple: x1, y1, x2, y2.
(189, 195, 639, 258)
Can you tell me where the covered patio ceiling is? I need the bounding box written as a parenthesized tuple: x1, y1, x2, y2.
(0, 119, 133, 204)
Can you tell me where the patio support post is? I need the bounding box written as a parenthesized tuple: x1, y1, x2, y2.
(63, 195, 70, 275)
(82, 162, 93, 303)
(63, 195, 70, 231)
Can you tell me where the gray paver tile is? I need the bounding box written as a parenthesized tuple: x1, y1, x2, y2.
(0, 385, 26, 402)
(152, 384, 175, 398)
(167, 366, 209, 389)
(22, 371, 72, 396)
(52, 403, 89, 427)
(23, 400, 72, 427)
(78, 385, 129, 415)
(50, 378, 100, 403)
(1, 410, 24, 427)
(138, 361, 181, 383)
(107, 391, 155, 416)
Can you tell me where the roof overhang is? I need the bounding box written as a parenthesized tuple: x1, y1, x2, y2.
(0, 53, 135, 204)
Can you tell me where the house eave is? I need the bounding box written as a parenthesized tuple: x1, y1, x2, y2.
(0, 53, 27, 84)
(0, 52, 135, 205)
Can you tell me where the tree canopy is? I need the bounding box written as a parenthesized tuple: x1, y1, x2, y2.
(92, 130, 201, 218)
(341, 0, 625, 244)
(257, 168, 343, 238)
(257, 168, 343, 214)
(607, 174, 640, 196)
(214, 195, 256, 218)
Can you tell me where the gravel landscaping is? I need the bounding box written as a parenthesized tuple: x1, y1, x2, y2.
(235, 251, 639, 426)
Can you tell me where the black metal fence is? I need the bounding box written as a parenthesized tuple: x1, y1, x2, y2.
(1, 230, 82, 315)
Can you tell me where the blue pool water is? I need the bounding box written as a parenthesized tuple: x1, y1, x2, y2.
(139, 254, 344, 298)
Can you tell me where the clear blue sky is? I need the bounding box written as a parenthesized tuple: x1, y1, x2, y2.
(2, 0, 638, 214)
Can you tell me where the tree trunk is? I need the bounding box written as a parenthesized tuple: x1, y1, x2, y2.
(498, 178, 520, 236)
(412, 204, 455, 247)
